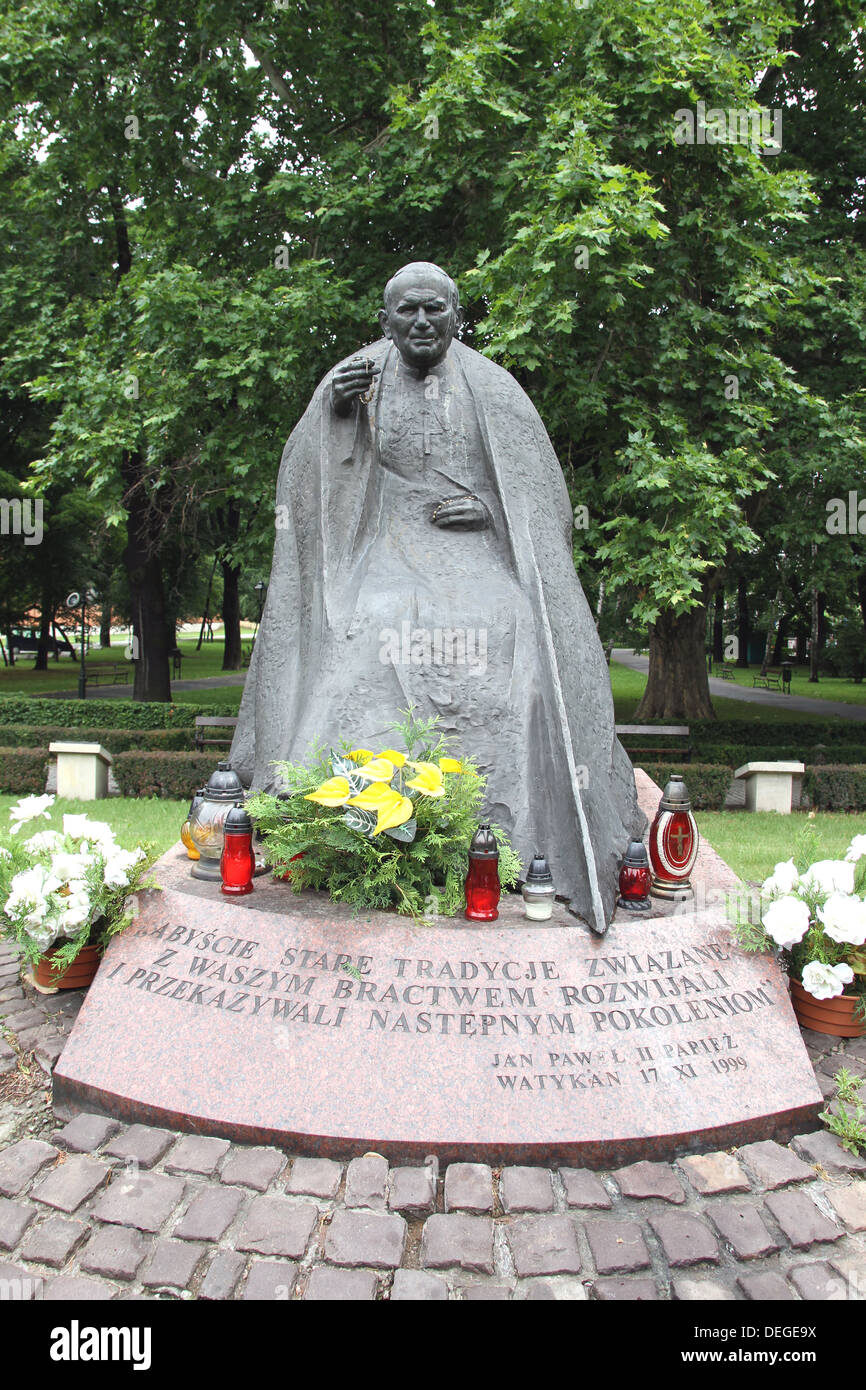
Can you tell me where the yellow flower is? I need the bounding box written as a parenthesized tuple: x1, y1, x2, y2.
(439, 757, 464, 774)
(405, 763, 445, 798)
(304, 776, 351, 807)
(376, 748, 406, 768)
(355, 757, 397, 783)
(346, 783, 399, 811)
(373, 794, 414, 836)
(347, 748, 374, 764)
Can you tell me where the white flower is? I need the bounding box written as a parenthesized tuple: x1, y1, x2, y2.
(28, 921, 60, 952)
(762, 859, 800, 896)
(801, 960, 855, 1000)
(762, 895, 811, 949)
(799, 859, 855, 897)
(845, 834, 866, 864)
(58, 883, 92, 932)
(0, 847, 10, 860)
(23, 830, 64, 854)
(102, 847, 144, 889)
(4, 864, 62, 925)
(9, 794, 54, 835)
(50, 850, 95, 884)
(817, 892, 866, 947)
(62, 815, 116, 850)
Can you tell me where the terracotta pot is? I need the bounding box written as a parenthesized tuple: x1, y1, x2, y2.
(790, 978, 865, 1038)
(33, 944, 101, 991)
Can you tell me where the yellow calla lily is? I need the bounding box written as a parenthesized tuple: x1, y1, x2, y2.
(408, 760, 440, 777)
(355, 757, 397, 783)
(346, 783, 400, 811)
(347, 748, 374, 764)
(405, 765, 445, 798)
(439, 757, 464, 774)
(373, 794, 414, 836)
(304, 776, 351, 807)
(376, 748, 406, 768)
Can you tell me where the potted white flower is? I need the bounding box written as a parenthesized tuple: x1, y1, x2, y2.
(734, 832, 866, 1037)
(0, 795, 154, 990)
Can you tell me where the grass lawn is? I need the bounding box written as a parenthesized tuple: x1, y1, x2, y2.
(0, 633, 254, 695)
(609, 661, 841, 724)
(0, 796, 186, 855)
(170, 684, 244, 709)
(696, 810, 866, 883)
(706, 663, 866, 707)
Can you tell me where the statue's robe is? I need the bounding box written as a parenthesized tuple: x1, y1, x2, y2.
(231, 337, 643, 932)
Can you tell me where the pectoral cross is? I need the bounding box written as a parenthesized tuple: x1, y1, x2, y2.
(411, 409, 445, 457)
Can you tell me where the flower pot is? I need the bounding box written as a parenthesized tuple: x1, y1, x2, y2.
(790, 978, 865, 1038)
(33, 944, 101, 992)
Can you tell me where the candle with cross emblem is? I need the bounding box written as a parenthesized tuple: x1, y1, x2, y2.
(648, 774, 699, 898)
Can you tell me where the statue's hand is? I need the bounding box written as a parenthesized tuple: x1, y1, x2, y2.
(331, 358, 380, 416)
(431, 495, 488, 530)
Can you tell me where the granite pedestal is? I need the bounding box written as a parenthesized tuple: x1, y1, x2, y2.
(49, 742, 113, 801)
(734, 761, 805, 814)
(52, 772, 822, 1166)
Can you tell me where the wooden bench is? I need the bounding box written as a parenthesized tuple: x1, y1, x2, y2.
(752, 668, 783, 690)
(717, 663, 736, 681)
(194, 716, 238, 752)
(615, 724, 692, 763)
(82, 662, 132, 686)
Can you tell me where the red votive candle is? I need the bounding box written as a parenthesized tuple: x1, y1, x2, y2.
(465, 824, 501, 921)
(220, 802, 255, 896)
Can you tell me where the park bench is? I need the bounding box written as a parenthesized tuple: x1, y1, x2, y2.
(752, 668, 783, 691)
(717, 663, 736, 681)
(194, 716, 238, 752)
(82, 662, 132, 686)
(615, 724, 692, 763)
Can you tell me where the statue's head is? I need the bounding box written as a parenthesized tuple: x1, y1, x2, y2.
(379, 262, 461, 370)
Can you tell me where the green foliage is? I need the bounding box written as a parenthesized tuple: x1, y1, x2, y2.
(0, 698, 237, 729)
(112, 752, 219, 799)
(802, 766, 866, 812)
(640, 762, 733, 810)
(0, 724, 191, 752)
(248, 710, 521, 918)
(0, 748, 49, 794)
(820, 1071, 866, 1157)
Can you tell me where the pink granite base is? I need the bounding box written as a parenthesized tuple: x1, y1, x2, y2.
(52, 772, 822, 1165)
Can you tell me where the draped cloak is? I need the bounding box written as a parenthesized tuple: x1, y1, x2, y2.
(230, 337, 643, 933)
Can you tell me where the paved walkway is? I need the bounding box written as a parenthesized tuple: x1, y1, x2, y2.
(39, 673, 247, 701)
(613, 652, 866, 722)
(0, 940, 863, 1302)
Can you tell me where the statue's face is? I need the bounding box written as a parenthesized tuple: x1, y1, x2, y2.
(379, 272, 458, 369)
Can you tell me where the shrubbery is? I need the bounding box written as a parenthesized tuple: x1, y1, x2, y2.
(111, 752, 219, 799)
(0, 724, 192, 752)
(639, 763, 733, 811)
(0, 698, 237, 730)
(802, 765, 866, 811)
(0, 748, 50, 795)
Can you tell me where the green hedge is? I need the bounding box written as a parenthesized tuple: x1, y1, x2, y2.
(0, 748, 50, 795)
(0, 724, 192, 753)
(639, 763, 733, 811)
(689, 719, 859, 746)
(693, 741, 866, 768)
(801, 765, 866, 811)
(112, 751, 224, 799)
(0, 698, 238, 730)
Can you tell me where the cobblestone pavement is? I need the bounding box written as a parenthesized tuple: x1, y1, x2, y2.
(1, 939, 865, 1302)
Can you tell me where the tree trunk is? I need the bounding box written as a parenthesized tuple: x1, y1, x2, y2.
(634, 604, 715, 720)
(795, 628, 807, 663)
(736, 576, 749, 666)
(122, 451, 171, 702)
(221, 559, 242, 670)
(99, 604, 112, 648)
(771, 611, 790, 667)
(712, 589, 724, 663)
(857, 568, 866, 641)
(34, 591, 53, 671)
(760, 587, 782, 676)
(809, 577, 820, 683)
(595, 577, 606, 628)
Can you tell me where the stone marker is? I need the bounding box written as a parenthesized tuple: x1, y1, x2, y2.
(53, 772, 821, 1166)
(49, 743, 113, 801)
(733, 761, 805, 814)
